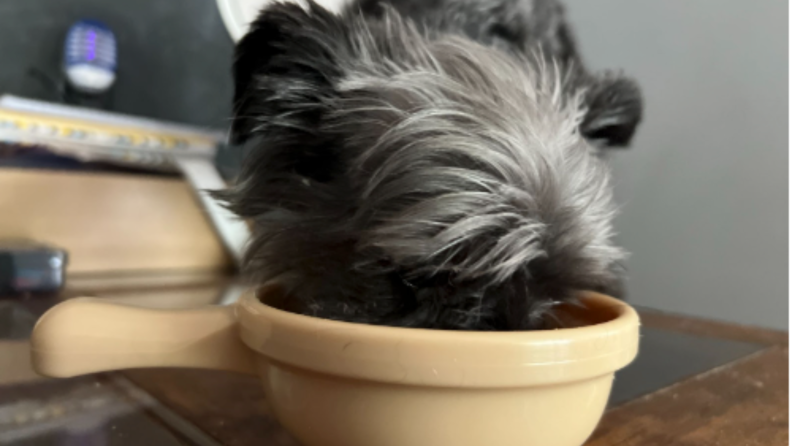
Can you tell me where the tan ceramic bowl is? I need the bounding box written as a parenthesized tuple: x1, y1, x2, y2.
(31, 289, 639, 446)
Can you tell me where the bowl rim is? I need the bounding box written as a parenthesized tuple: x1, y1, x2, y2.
(236, 289, 640, 388)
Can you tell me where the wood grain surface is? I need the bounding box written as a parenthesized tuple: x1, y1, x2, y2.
(0, 169, 232, 274)
(638, 308, 788, 347)
(586, 347, 788, 446)
(125, 369, 299, 446)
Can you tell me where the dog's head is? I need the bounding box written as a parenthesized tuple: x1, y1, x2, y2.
(221, 1, 640, 330)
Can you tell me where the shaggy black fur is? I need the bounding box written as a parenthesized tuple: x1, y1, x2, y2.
(218, 0, 642, 331)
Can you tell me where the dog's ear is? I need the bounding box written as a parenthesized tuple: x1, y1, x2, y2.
(230, 1, 349, 145)
(580, 74, 643, 148)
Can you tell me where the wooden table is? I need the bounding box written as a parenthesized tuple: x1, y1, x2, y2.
(587, 312, 787, 446)
(1, 279, 788, 446)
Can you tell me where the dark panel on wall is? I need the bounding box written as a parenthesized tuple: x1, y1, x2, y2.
(0, 0, 235, 130)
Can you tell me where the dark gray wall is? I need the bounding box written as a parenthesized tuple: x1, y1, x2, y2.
(0, 0, 235, 130)
(565, 0, 788, 329)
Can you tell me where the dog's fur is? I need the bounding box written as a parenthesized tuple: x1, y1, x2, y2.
(219, 0, 643, 330)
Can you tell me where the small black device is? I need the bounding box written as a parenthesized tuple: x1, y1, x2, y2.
(0, 239, 67, 294)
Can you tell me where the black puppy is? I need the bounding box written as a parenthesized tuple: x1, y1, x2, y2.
(219, 0, 642, 331)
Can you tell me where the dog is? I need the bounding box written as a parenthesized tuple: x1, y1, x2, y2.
(218, 0, 643, 330)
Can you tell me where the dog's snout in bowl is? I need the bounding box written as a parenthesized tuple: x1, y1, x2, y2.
(31, 288, 639, 446)
(244, 289, 639, 446)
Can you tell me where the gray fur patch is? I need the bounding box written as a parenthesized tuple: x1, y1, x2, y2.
(221, 0, 636, 330)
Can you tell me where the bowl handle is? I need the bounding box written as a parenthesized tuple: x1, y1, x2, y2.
(31, 298, 257, 378)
